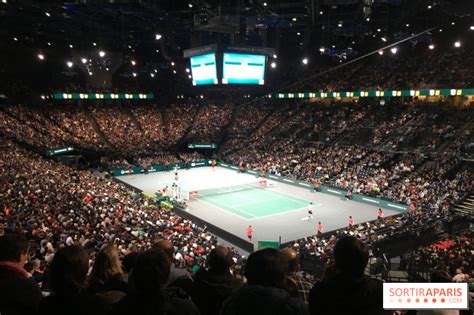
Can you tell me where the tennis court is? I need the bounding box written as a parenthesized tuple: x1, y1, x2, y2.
(196, 188, 320, 219)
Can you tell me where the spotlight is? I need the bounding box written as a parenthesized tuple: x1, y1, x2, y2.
(390, 47, 398, 54)
(273, 54, 277, 59)
(13, 37, 18, 41)
(302, 58, 308, 65)
(171, 61, 175, 66)
(263, 2, 267, 6)
(45, 12, 50, 17)
(366, 18, 370, 22)
(428, 44, 435, 50)
(454, 41, 461, 48)
(41, 95, 45, 100)
(154, 69, 158, 73)
(439, 29, 443, 32)
(92, 42, 97, 46)
(2, 0, 7, 3)
(155, 34, 162, 40)
(37, 53, 45, 60)
(173, 70, 177, 74)
(292, 18, 297, 21)
(188, 74, 192, 79)
(451, 22, 455, 25)
(406, 24, 410, 27)
(155, 49, 160, 53)
(66, 61, 73, 68)
(150, 73, 155, 78)
(338, 23, 342, 27)
(88, 72, 93, 76)
(319, 47, 325, 52)
(297, 32, 301, 36)
(378, 50, 384, 55)
(377, 28, 381, 32)
(69, 44, 73, 48)
(81, 58, 87, 64)
(381, 37, 387, 42)
(106, 67, 109, 71)
(270, 62, 276, 68)
(99, 51, 105, 57)
(470, 26, 474, 30)
(427, 5, 432, 9)
(47, 42, 51, 46)
(186, 68, 190, 73)
(320, 11, 324, 15)
(132, 72, 137, 77)
(131, 60, 136, 66)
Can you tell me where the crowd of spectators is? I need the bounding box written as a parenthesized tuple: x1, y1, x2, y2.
(188, 103, 234, 142)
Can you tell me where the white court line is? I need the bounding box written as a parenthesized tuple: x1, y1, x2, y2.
(259, 189, 323, 207)
(197, 195, 257, 219)
(233, 196, 285, 207)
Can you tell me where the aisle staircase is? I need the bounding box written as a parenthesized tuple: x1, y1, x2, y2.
(453, 194, 474, 216)
(82, 105, 113, 148)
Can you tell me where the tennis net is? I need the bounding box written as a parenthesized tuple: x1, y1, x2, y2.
(189, 179, 267, 198)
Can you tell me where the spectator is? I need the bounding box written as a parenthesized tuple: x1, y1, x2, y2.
(111, 248, 199, 315)
(221, 247, 309, 315)
(154, 239, 194, 294)
(0, 232, 43, 315)
(281, 248, 314, 304)
(87, 245, 128, 308)
(308, 236, 387, 315)
(38, 245, 105, 315)
(192, 245, 242, 315)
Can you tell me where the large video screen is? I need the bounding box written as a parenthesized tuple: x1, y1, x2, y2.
(222, 53, 266, 85)
(189, 53, 218, 86)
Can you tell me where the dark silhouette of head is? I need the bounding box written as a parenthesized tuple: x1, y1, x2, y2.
(280, 248, 300, 272)
(208, 245, 233, 274)
(154, 239, 174, 261)
(245, 247, 288, 287)
(131, 248, 171, 297)
(334, 236, 369, 276)
(0, 232, 30, 266)
(49, 245, 89, 294)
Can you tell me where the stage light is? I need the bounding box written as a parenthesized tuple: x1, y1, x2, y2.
(451, 22, 455, 25)
(37, 53, 45, 60)
(292, 17, 297, 21)
(150, 73, 155, 78)
(439, 29, 443, 32)
(378, 50, 384, 55)
(106, 67, 109, 71)
(381, 37, 387, 42)
(188, 3, 193, 8)
(173, 70, 177, 74)
(66, 61, 73, 68)
(45, 12, 50, 17)
(428, 44, 435, 50)
(319, 47, 325, 52)
(132, 72, 137, 77)
(88, 72, 93, 76)
(366, 18, 370, 22)
(200, 95, 204, 99)
(188, 74, 192, 79)
(69, 44, 73, 48)
(131, 60, 136, 66)
(186, 68, 190, 73)
(99, 51, 105, 57)
(338, 23, 342, 27)
(320, 11, 323, 15)
(263, 2, 267, 6)
(406, 24, 410, 27)
(155, 34, 162, 40)
(297, 32, 301, 35)
(332, 45, 335, 48)
(273, 54, 277, 59)
(81, 58, 87, 64)
(470, 26, 474, 30)
(13, 37, 18, 41)
(377, 28, 381, 32)
(41, 95, 45, 100)
(155, 49, 159, 53)
(154, 69, 158, 73)
(47, 42, 51, 46)
(390, 47, 398, 54)
(270, 62, 276, 68)
(2, 0, 7, 3)
(302, 58, 308, 65)
(171, 61, 175, 66)
(454, 41, 461, 48)
(128, 45, 132, 49)
(427, 5, 432, 9)
(92, 42, 97, 46)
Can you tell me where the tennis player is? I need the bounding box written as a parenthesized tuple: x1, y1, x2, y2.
(307, 202, 314, 220)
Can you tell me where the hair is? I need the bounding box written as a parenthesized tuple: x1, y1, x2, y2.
(88, 245, 123, 289)
(334, 236, 369, 276)
(245, 248, 288, 287)
(131, 248, 171, 297)
(0, 232, 30, 262)
(122, 251, 139, 273)
(153, 239, 174, 261)
(280, 248, 299, 272)
(208, 245, 232, 273)
(49, 245, 89, 295)
(430, 270, 452, 283)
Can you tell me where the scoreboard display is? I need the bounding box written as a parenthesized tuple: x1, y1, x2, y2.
(189, 53, 218, 86)
(222, 53, 266, 85)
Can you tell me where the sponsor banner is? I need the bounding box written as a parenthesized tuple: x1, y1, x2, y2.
(230, 166, 239, 170)
(45, 146, 74, 156)
(248, 170, 257, 174)
(187, 143, 217, 149)
(387, 203, 408, 210)
(383, 283, 469, 310)
(283, 178, 294, 183)
(361, 197, 380, 204)
(327, 189, 343, 195)
(298, 182, 312, 187)
(268, 175, 279, 179)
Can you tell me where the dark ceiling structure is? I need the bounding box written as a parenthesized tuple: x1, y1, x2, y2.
(0, 0, 472, 98)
